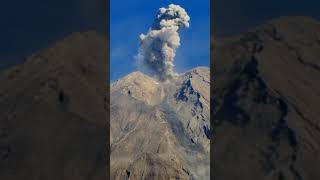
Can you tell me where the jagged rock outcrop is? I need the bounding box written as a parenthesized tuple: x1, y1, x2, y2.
(212, 16, 320, 180)
(110, 67, 210, 180)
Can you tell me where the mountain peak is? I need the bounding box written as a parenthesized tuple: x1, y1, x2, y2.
(112, 71, 160, 87)
(185, 66, 210, 79)
(111, 71, 164, 106)
(122, 71, 152, 79)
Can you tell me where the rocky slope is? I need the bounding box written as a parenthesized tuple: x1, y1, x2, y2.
(110, 67, 210, 180)
(0, 31, 108, 180)
(212, 16, 320, 180)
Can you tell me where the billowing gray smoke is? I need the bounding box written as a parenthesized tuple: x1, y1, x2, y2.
(137, 4, 190, 81)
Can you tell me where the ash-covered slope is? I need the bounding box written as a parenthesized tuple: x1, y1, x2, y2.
(110, 67, 210, 179)
(212, 16, 320, 180)
(0, 31, 108, 180)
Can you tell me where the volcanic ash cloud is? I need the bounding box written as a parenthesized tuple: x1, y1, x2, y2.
(137, 4, 190, 81)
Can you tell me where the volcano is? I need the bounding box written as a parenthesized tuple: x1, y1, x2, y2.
(110, 67, 210, 179)
(0, 16, 319, 180)
(212, 16, 320, 180)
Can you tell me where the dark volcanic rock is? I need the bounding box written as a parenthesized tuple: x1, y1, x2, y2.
(0, 31, 108, 180)
(212, 16, 320, 180)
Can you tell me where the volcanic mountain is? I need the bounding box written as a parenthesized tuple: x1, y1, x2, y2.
(212, 16, 320, 180)
(0, 15, 319, 180)
(0, 31, 108, 180)
(110, 67, 210, 179)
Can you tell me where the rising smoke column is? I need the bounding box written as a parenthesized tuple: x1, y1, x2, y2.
(137, 4, 190, 81)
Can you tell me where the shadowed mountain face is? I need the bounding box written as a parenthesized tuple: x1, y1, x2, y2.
(110, 67, 210, 179)
(0, 32, 108, 180)
(212, 16, 320, 180)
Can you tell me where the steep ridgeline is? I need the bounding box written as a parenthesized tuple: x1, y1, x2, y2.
(110, 67, 210, 179)
(212, 16, 320, 180)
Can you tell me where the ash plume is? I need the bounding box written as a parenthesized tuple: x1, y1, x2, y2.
(136, 4, 190, 81)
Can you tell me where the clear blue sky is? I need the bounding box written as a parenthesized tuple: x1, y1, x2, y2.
(110, 0, 210, 81)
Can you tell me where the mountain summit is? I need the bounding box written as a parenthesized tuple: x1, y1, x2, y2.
(111, 71, 165, 106)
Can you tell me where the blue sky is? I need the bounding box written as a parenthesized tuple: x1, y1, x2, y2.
(110, 0, 210, 81)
